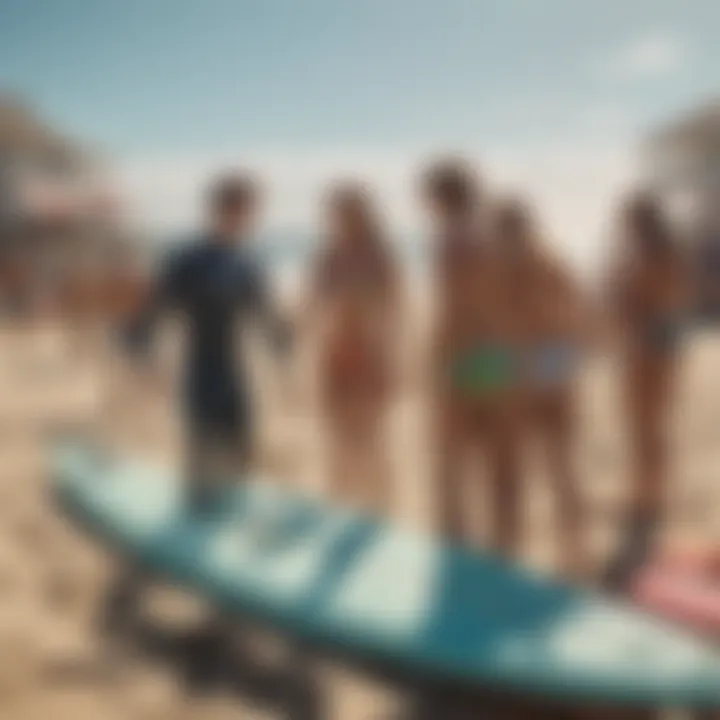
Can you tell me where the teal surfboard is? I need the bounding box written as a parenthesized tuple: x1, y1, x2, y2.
(51, 441, 720, 708)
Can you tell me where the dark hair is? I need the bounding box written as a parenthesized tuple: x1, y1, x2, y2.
(421, 158, 480, 213)
(623, 191, 676, 257)
(207, 172, 259, 215)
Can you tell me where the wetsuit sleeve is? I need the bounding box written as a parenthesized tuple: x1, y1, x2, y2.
(247, 261, 293, 357)
(122, 248, 187, 359)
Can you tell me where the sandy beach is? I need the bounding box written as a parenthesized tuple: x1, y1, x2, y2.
(1, 307, 719, 719)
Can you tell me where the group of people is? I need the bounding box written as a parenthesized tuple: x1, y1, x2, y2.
(97, 158, 688, 592)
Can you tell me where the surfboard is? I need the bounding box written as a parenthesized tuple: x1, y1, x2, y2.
(50, 441, 720, 708)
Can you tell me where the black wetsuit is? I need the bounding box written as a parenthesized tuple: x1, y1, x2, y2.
(102, 234, 291, 637)
(127, 233, 289, 466)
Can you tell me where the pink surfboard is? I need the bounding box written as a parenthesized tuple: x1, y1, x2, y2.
(633, 549, 720, 636)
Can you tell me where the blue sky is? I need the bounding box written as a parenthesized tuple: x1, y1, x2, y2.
(1, 0, 718, 266)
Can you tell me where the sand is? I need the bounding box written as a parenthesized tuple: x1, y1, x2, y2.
(0, 313, 719, 719)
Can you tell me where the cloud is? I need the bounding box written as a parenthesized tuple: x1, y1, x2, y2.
(609, 33, 685, 79)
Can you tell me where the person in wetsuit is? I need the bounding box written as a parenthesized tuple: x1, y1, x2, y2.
(103, 172, 291, 642)
(603, 191, 689, 593)
(125, 171, 291, 509)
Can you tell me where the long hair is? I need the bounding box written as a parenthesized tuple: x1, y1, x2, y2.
(316, 182, 394, 293)
(324, 181, 388, 255)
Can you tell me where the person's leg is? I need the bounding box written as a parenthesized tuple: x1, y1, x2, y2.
(633, 384, 669, 528)
(433, 400, 466, 543)
(185, 419, 211, 511)
(184, 408, 241, 515)
(540, 392, 586, 579)
(341, 399, 393, 516)
(603, 369, 666, 593)
(485, 402, 523, 556)
(325, 407, 361, 508)
(363, 405, 394, 517)
(228, 388, 254, 478)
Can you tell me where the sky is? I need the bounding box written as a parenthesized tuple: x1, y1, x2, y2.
(1, 0, 718, 270)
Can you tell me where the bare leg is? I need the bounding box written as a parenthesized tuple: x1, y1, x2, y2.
(185, 421, 230, 513)
(486, 409, 523, 556)
(356, 402, 394, 516)
(604, 369, 669, 592)
(434, 402, 466, 543)
(628, 361, 674, 524)
(541, 395, 585, 579)
(633, 415, 667, 524)
(326, 413, 361, 509)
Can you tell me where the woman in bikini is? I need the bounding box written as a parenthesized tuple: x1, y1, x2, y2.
(306, 183, 402, 515)
(494, 197, 589, 577)
(420, 160, 523, 554)
(604, 191, 690, 592)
